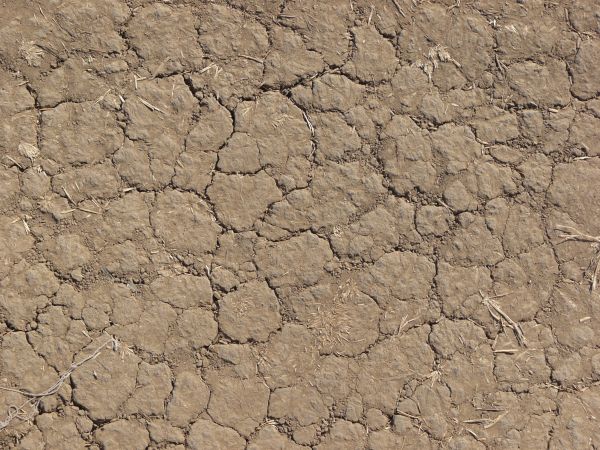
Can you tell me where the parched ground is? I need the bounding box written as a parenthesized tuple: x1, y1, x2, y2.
(0, 0, 599, 448)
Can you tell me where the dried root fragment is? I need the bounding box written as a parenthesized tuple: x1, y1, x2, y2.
(0, 336, 119, 430)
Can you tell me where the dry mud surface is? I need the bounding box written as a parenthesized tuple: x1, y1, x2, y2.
(1, 0, 600, 448)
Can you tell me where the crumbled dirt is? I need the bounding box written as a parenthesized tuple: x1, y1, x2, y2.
(1, 0, 600, 449)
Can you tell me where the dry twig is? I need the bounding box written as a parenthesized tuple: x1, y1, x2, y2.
(0, 336, 119, 430)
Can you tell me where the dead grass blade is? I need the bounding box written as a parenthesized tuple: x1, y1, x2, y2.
(480, 291, 527, 347)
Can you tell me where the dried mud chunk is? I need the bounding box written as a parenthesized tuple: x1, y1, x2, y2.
(430, 319, 487, 358)
(398, 5, 493, 80)
(568, 3, 600, 33)
(95, 419, 150, 450)
(110, 302, 177, 354)
(150, 274, 212, 309)
(208, 172, 282, 231)
(571, 40, 600, 100)
(31, 59, 108, 108)
(52, 0, 129, 53)
(124, 76, 196, 141)
(267, 161, 385, 232)
(314, 112, 361, 162)
(217, 133, 261, 173)
(189, 58, 263, 109)
(218, 280, 281, 343)
(539, 283, 597, 351)
(436, 261, 492, 319)
(114, 137, 178, 190)
(0, 332, 58, 395)
(206, 376, 270, 437)
(173, 151, 217, 193)
(506, 59, 571, 107)
(128, 4, 203, 75)
(40, 233, 92, 275)
(431, 124, 481, 175)
(52, 163, 121, 202)
(360, 251, 435, 303)
(316, 420, 367, 450)
(343, 27, 397, 83)
(0, 213, 35, 265)
(569, 112, 600, 156)
(294, 74, 365, 112)
(28, 307, 89, 371)
(123, 362, 172, 416)
(357, 326, 435, 413)
(441, 215, 504, 266)
(368, 429, 432, 450)
(234, 92, 312, 189)
(269, 385, 329, 426)
(379, 115, 436, 195)
(187, 419, 246, 450)
(255, 232, 332, 288)
(289, 278, 380, 356)
(472, 161, 517, 200)
(248, 425, 307, 450)
(176, 308, 218, 349)
(98, 241, 151, 280)
(416, 205, 453, 236)
(167, 372, 210, 427)
(151, 190, 221, 255)
(471, 106, 519, 143)
(331, 200, 418, 261)
(501, 204, 545, 256)
(409, 384, 452, 439)
(263, 27, 324, 88)
(492, 245, 558, 322)
(548, 159, 600, 231)
(198, 4, 269, 59)
(148, 420, 185, 445)
(550, 389, 600, 449)
(282, 1, 351, 64)
(95, 192, 152, 244)
(258, 324, 319, 389)
(384, 66, 430, 113)
(0, 168, 20, 210)
(36, 412, 88, 449)
(71, 341, 140, 421)
(186, 98, 234, 152)
(41, 102, 122, 165)
(517, 154, 553, 193)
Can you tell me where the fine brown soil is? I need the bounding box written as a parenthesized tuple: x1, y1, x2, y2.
(1, 0, 600, 448)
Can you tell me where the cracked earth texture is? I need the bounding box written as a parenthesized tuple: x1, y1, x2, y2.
(1, 0, 600, 449)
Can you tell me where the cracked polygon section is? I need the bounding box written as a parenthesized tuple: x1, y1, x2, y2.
(343, 27, 397, 83)
(206, 375, 270, 437)
(127, 4, 203, 76)
(218, 280, 281, 343)
(187, 418, 245, 450)
(151, 189, 221, 256)
(287, 277, 380, 356)
(263, 27, 324, 89)
(197, 4, 269, 59)
(266, 161, 386, 232)
(41, 102, 123, 166)
(254, 232, 333, 289)
(208, 171, 282, 232)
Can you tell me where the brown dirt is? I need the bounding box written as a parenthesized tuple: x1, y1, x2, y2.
(1, 0, 600, 448)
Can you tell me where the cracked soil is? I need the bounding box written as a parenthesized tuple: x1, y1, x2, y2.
(1, 0, 600, 448)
